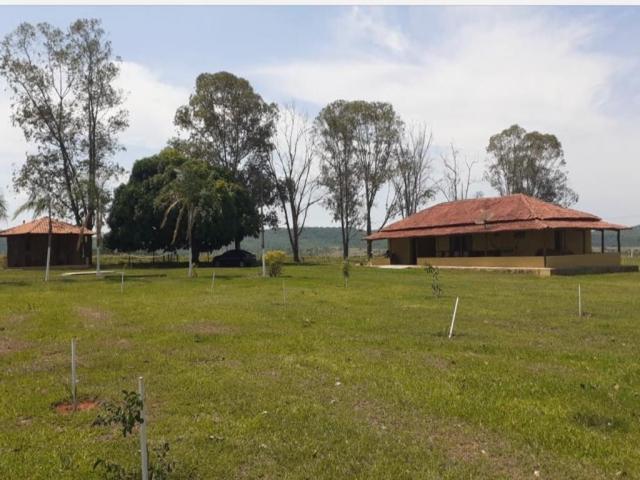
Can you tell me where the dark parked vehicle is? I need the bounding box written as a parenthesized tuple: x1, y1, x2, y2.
(212, 249, 257, 267)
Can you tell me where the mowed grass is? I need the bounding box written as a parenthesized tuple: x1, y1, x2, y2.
(1, 264, 639, 479)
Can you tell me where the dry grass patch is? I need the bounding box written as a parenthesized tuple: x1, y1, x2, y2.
(348, 391, 606, 479)
(1, 312, 32, 326)
(182, 321, 238, 336)
(0, 336, 30, 355)
(75, 306, 113, 327)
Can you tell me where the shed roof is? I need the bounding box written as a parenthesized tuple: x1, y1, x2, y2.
(367, 194, 628, 240)
(0, 217, 93, 237)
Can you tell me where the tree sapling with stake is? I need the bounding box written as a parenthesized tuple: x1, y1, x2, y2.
(342, 260, 350, 288)
(93, 380, 176, 478)
(425, 264, 443, 298)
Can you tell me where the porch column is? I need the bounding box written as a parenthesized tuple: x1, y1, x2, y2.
(601, 229, 605, 254)
(617, 230, 621, 253)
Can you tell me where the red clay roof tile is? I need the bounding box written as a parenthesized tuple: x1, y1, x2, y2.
(368, 194, 628, 240)
(0, 217, 93, 236)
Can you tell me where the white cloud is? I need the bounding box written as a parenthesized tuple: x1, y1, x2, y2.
(116, 61, 189, 151)
(335, 7, 409, 55)
(254, 8, 640, 226)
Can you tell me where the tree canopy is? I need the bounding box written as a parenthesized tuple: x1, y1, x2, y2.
(315, 100, 362, 259)
(106, 149, 240, 258)
(172, 71, 277, 247)
(0, 19, 127, 232)
(485, 124, 578, 206)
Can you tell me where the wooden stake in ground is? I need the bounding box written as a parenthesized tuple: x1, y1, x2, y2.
(71, 338, 77, 410)
(120, 272, 124, 294)
(578, 284, 582, 317)
(210, 271, 216, 294)
(448, 297, 459, 339)
(138, 376, 149, 480)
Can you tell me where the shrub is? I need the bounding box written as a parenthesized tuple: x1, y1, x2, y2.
(265, 250, 287, 277)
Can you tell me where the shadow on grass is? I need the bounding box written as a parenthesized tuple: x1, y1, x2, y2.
(0, 280, 32, 287)
(573, 412, 629, 432)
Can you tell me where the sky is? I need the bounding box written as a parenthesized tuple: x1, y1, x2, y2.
(1, 5, 639, 229)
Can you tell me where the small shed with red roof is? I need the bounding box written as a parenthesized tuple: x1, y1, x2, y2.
(0, 217, 93, 268)
(367, 194, 633, 274)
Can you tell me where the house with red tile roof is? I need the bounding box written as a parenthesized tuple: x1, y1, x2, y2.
(0, 217, 93, 267)
(366, 194, 635, 274)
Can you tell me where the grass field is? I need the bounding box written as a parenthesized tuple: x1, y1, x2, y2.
(1, 263, 639, 479)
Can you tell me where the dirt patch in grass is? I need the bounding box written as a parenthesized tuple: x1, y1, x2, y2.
(76, 306, 112, 322)
(424, 355, 453, 371)
(0, 336, 30, 355)
(1, 312, 32, 325)
(54, 400, 99, 415)
(183, 322, 237, 336)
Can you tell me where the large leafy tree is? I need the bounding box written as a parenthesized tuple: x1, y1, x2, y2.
(315, 100, 361, 259)
(0, 19, 127, 262)
(106, 149, 238, 262)
(172, 71, 277, 248)
(351, 101, 402, 258)
(485, 124, 578, 206)
(106, 149, 185, 253)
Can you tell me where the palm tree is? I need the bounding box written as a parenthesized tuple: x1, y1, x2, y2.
(14, 189, 53, 281)
(158, 160, 221, 278)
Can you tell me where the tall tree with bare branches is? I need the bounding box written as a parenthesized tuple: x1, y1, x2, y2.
(0, 19, 127, 263)
(437, 142, 480, 201)
(391, 125, 436, 218)
(0, 190, 6, 222)
(268, 104, 320, 263)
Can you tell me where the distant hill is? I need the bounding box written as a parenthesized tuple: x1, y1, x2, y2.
(239, 227, 373, 256)
(591, 225, 640, 249)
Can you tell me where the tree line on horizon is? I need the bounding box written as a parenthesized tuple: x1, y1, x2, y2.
(0, 18, 579, 269)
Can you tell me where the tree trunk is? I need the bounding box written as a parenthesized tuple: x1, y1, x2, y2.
(191, 246, 200, 264)
(292, 239, 300, 263)
(188, 243, 193, 278)
(366, 212, 372, 259)
(260, 204, 266, 277)
(234, 237, 241, 250)
(96, 198, 101, 275)
(45, 212, 52, 282)
(84, 236, 93, 266)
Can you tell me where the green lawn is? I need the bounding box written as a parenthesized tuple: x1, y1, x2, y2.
(1, 264, 639, 479)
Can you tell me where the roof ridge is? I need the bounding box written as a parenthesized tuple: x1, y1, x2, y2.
(517, 194, 539, 220)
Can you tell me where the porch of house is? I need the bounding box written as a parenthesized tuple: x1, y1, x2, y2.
(373, 228, 637, 275)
